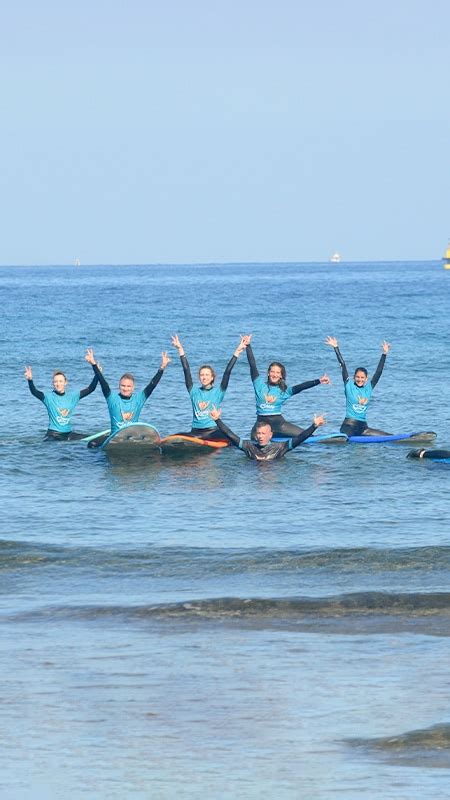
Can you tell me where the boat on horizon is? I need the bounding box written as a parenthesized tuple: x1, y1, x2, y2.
(330, 252, 341, 263)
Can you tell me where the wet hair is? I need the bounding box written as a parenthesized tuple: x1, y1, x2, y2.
(198, 364, 216, 383)
(255, 420, 273, 432)
(53, 371, 67, 381)
(119, 373, 135, 384)
(267, 361, 287, 392)
(354, 367, 368, 378)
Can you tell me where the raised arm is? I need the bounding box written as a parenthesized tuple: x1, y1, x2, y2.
(371, 341, 390, 388)
(24, 366, 45, 401)
(291, 373, 331, 395)
(85, 348, 111, 398)
(143, 351, 170, 398)
(171, 334, 193, 392)
(210, 407, 241, 448)
(246, 340, 259, 381)
(220, 335, 251, 390)
(325, 336, 349, 382)
(79, 372, 99, 399)
(290, 415, 325, 449)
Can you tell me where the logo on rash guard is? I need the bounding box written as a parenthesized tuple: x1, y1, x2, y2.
(264, 394, 276, 404)
(121, 411, 134, 421)
(198, 401, 209, 410)
(352, 396, 368, 413)
(56, 408, 70, 425)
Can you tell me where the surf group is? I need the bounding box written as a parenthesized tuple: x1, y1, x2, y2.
(24, 334, 439, 462)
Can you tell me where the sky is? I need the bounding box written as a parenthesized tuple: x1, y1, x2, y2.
(0, 0, 448, 264)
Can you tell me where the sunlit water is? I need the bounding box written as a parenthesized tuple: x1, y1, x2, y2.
(1, 261, 450, 799)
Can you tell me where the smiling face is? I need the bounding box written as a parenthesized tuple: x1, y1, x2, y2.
(52, 373, 67, 393)
(199, 367, 214, 387)
(267, 362, 285, 385)
(353, 369, 368, 387)
(119, 377, 135, 398)
(255, 423, 273, 446)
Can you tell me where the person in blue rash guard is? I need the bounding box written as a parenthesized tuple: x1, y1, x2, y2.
(84, 347, 170, 446)
(210, 407, 326, 460)
(324, 336, 391, 436)
(245, 336, 331, 439)
(24, 364, 99, 440)
(170, 334, 249, 441)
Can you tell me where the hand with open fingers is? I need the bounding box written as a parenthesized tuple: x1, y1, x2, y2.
(24, 365, 32, 380)
(85, 348, 96, 365)
(171, 334, 184, 355)
(210, 406, 221, 421)
(161, 351, 171, 369)
(324, 336, 338, 348)
(382, 340, 391, 354)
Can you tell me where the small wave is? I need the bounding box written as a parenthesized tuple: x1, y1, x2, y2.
(348, 723, 450, 768)
(3, 539, 450, 576)
(8, 591, 450, 628)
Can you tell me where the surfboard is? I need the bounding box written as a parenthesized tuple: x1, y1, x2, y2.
(347, 431, 437, 444)
(101, 423, 161, 455)
(160, 434, 229, 454)
(407, 448, 450, 462)
(81, 429, 110, 443)
(272, 432, 348, 445)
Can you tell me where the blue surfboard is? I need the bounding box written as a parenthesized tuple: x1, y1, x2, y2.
(347, 431, 436, 444)
(272, 432, 348, 445)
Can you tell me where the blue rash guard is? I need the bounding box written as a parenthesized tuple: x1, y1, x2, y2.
(106, 391, 148, 434)
(344, 380, 373, 422)
(27, 375, 98, 435)
(92, 362, 164, 435)
(252, 375, 293, 415)
(189, 385, 226, 430)
(43, 389, 81, 432)
(179, 352, 238, 431)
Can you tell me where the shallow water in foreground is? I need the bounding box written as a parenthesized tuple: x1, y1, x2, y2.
(1, 261, 450, 799)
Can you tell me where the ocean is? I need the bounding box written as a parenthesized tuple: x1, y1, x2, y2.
(1, 260, 450, 799)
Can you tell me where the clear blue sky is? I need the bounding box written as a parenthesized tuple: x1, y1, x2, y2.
(1, 0, 448, 264)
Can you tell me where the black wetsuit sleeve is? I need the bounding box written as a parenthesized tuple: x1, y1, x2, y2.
(143, 368, 164, 399)
(92, 363, 111, 398)
(180, 355, 193, 392)
(246, 345, 259, 381)
(27, 380, 44, 402)
(290, 423, 317, 449)
(79, 374, 99, 399)
(215, 417, 241, 448)
(371, 354, 386, 388)
(334, 347, 349, 382)
(220, 355, 237, 391)
(291, 379, 320, 395)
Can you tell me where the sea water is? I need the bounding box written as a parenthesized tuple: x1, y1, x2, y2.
(1, 261, 450, 799)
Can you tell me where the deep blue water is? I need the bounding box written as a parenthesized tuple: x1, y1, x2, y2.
(2, 261, 450, 799)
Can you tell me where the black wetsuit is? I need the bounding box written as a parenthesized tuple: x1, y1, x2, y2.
(333, 346, 388, 436)
(176, 353, 239, 441)
(216, 417, 318, 461)
(27, 376, 98, 440)
(247, 344, 322, 438)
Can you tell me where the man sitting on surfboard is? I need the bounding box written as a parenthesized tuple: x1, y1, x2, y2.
(209, 408, 325, 461)
(85, 348, 170, 446)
